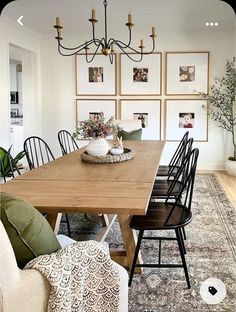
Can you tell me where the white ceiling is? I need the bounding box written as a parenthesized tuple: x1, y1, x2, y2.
(2, 0, 235, 38)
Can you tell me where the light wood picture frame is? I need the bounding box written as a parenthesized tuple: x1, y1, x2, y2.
(165, 52, 209, 95)
(120, 53, 162, 95)
(165, 99, 208, 142)
(76, 54, 117, 95)
(120, 99, 161, 139)
(76, 99, 117, 127)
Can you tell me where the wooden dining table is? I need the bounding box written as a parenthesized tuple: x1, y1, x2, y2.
(1, 140, 165, 270)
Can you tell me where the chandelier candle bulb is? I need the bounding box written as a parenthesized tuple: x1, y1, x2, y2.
(152, 27, 156, 37)
(56, 17, 61, 27)
(128, 14, 132, 24)
(92, 9, 96, 20)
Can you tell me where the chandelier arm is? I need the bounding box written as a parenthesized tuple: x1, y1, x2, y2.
(85, 42, 103, 63)
(92, 24, 101, 47)
(58, 38, 100, 51)
(113, 41, 144, 62)
(57, 44, 80, 57)
(141, 38, 156, 55)
(57, 39, 101, 57)
(108, 53, 114, 64)
(108, 27, 132, 49)
(113, 36, 156, 55)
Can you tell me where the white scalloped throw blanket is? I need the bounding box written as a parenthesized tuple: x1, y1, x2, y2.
(24, 241, 120, 312)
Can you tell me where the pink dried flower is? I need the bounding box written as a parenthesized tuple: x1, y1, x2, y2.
(76, 112, 118, 139)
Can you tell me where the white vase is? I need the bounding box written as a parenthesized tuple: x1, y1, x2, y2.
(225, 159, 236, 176)
(85, 138, 110, 156)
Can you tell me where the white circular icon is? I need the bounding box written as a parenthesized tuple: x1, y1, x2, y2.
(200, 278, 226, 304)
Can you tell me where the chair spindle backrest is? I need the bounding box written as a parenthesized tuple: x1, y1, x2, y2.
(165, 147, 199, 226)
(58, 130, 79, 156)
(24, 136, 55, 170)
(168, 131, 189, 173)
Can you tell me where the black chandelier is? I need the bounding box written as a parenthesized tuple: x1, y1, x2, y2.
(54, 0, 157, 63)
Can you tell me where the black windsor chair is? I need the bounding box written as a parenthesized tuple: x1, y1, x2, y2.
(156, 131, 189, 178)
(58, 130, 79, 156)
(23, 136, 72, 237)
(129, 148, 199, 289)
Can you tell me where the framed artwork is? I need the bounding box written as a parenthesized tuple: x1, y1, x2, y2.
(11, 108, 19, 117)
(120, 53, 162, 95)
(165, 99, 208, 141)
(76, 54, 117, 95)
(10, 91, 18, 104)
(120, 100, 161, 140)
(76, 99, 117, 127)
(165, 52, 209, 95)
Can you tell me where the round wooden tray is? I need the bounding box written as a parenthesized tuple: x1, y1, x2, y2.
(80, 148, 135, 164)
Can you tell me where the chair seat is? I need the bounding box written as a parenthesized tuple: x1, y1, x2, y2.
(130, 202, 192, 230)
(156, 165, 178, 177)
(152, 179, 182, 197)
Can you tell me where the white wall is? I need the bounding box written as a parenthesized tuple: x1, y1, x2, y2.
(40, 30, 235, 169)
(0, 16, 235, 169)
(0, 17, 42, 150)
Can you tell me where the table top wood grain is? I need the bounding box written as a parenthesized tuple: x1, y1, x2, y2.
(1, 140, 165, 215)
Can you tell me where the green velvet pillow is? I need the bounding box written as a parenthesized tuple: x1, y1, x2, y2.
(0, 192, 61, 268)
(118, 129, 142, 140)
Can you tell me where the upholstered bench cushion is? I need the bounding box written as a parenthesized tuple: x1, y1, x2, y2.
(0, 192, 61, 268)
(118, 129, 142, 140)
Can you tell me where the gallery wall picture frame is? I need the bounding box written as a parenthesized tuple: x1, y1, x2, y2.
(120, 99, 161, 140)
(75, 54, 117, 95)
(165, 99, 208, 142)
(165, 52, 209, 95)
(76, 99, 117, 128)
(120, 53, 162, 95)
(11, 108, 19, 117)
(10, 91, 19, 104)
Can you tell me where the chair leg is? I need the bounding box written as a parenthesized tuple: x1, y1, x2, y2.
(129, 230, 144, 287)
(175, 228, 190, 289)
(179, 228, 186, 255)
(65, 213, 71, 238)
(182, 227, 187, 240)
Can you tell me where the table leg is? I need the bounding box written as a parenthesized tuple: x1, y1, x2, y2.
(46, 212, 62, 234)
(99, 214, 110, 227)
(117, 214, 143, 273)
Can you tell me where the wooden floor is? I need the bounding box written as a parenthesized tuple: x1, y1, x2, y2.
(199, 170, 236, 209)
(215, 171, 236, 209)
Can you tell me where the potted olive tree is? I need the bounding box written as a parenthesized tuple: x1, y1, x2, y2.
(199, 58, 236, 176)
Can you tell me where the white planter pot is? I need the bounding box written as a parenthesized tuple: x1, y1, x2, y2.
(225, 159, 236, 176)
(85, 138, 110, 156)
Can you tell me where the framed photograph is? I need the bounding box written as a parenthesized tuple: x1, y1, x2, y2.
(76, 99, 117, 126)
(10, 91, 18, 104)
(76, 54, 117, 95)
(11, 108, 19, 117)
(120, 100, 161, 139)
(165, 99, 208, 141)
(165, 52, 209, 95)
(120, 53, 162, 95)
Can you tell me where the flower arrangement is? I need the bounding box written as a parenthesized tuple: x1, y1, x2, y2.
(75, 112, 118, 139)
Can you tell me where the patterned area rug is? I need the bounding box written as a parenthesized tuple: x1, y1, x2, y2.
(60, 174, 236, 311)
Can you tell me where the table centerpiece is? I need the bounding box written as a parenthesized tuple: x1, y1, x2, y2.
(75, 112, 118, 156)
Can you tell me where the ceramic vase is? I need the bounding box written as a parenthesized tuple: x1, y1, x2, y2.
(85, 138, 110, 156)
